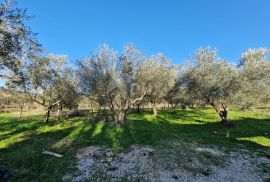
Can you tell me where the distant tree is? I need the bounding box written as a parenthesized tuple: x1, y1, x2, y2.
(0, 0, 40, 76)
(164, 65, 195, 111)
(238, 48, 270, 109)
(54, 70, 80, 120)
(5, 68, 30, 118)
(10, 90, 29, 118)
(165, 80, 192, 111)
(144, 54, 176, 116)
(182, 48, 240, 124)
(77, 44, 117, 115)
(0, 88, 12, 113)
(25, 54, 78, 123)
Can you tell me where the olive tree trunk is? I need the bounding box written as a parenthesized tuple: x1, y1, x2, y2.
(219, 109, 228, 123)
(44, 106, 52, 123)
(153, 102, 157, 116)
(137, 103, 141, 113)
(19, 105, 24, 118)
(57, 103, 62, 121)
(172, 104, 177, 112)
(181, 105, 187, 110)
(112, 109, 127, 124)
(210, 103, 229, 124)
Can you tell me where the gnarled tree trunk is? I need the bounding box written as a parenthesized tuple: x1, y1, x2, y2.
(112, 109, 127, 124)
(172, 104, 177, 112)
(210, 103, 229, 124)
(219, 109, 228, 123)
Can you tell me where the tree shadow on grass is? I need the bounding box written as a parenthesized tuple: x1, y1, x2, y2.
(130, 108, 219, 123)
(0, 114, 83, 141)
(0, 128, 76, 182)
(55, 113, 270, 152)
(2, 112, 269, 153)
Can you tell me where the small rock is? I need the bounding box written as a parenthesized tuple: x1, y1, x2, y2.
(107, 157, 113, 163)
(106, 151, 114, 157)
(196, 147, 223, 156)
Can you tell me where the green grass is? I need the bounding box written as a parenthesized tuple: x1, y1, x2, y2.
(0, 108, 270, 181)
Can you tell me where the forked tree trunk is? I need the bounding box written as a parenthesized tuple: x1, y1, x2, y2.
(113, 109, 126, 123)
(44, 106, 52, 123)
(172, 104, 177, 112)
(210, 103, 229, 124)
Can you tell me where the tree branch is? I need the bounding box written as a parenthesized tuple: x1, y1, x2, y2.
(131, 90, 147, 104)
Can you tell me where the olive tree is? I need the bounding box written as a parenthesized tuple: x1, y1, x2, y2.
(238, 48, 270, 109)
(77, 44, 117, 116)
(106, 44, 149, 123)
(10, 90, 29, 118)
(0, 0, 40, 76)
(78, 44, 149, 123)
(54, 70, 80, 120)
(144, 54, 176, 116)
(165, 80, 193, 111)
(25, 54, 78, 123)
(164, 65, 195, 111)
(182, 48, 240, 124)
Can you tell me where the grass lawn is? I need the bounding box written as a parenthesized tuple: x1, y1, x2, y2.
(0, 108, 270, 181)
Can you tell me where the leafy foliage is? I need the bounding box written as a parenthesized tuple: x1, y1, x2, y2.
(0, 0, 40, 75)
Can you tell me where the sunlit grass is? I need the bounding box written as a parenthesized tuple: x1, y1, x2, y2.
(92, 121, 105, 137)
(237, 136, 270, 147)
(0, 131, 30, 149)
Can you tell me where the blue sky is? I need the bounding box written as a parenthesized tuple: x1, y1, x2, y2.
(18, 0, 270, 64)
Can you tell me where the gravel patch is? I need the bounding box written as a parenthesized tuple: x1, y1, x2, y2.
(63, 142, 270, 182)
